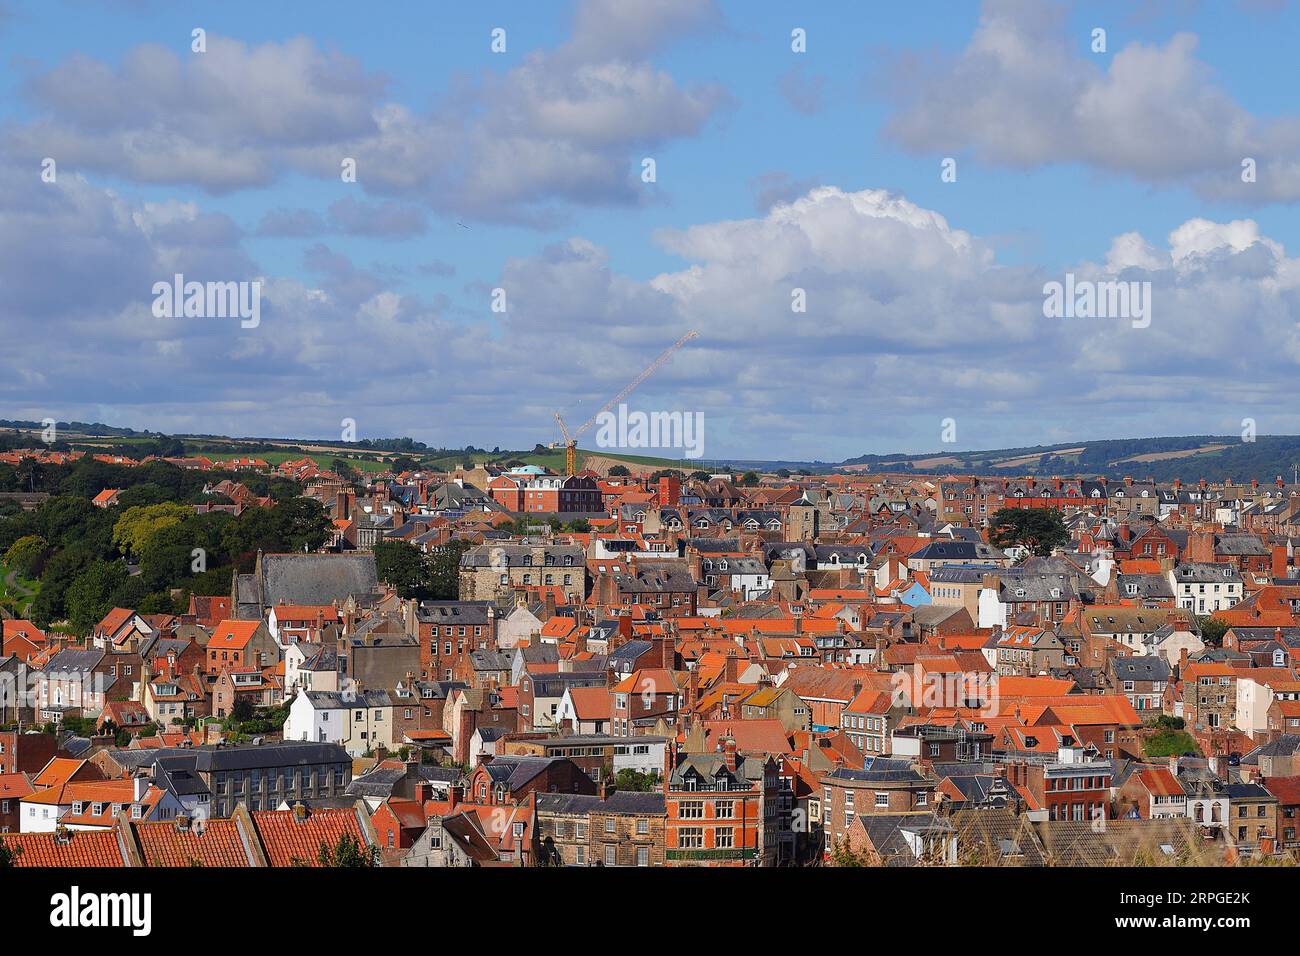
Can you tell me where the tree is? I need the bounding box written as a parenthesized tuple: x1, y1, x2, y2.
(427, 541, 470, 600)
(738, 470, 760, 486)
(373, 540, 429, 599)
(112, 503, 192, 557)
(64, 560, 129, 633)
(828, 838, 873, 867)
(0, 838, 21, 868)
(987, 507, 1069, 556)
(331, 458, 361, 484)
(607, 464, 630, 477)
(4, 534, 48, 578)
(317, 832, 378, 867)
(30, 544, 96, 627)
(612, 768, 655, 792)
(1197, 615, 1229, 646)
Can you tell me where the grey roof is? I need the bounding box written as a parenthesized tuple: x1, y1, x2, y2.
(459, 544, 585, 569)
(41, 648, 105, 674)
(479, 755, 571, 792)
(417, 600, 495, 625)
(1116, 573, 1176, 599)
(827, 766, 928, 785)
(856, 812, 955, 866)
(304, 689, 393, 709)
(536, 790, 666, 816)
(345, 763, 462, 798)
(1214, 533, 1270, 556)
(1111, 656, 1171, 683)
(610, 565, 696, 594)
(469, 649, 511, 671)
(258, 552, 378, 608)
(150, 741, 350, 772)
(928, 564, 1002, 584)
(1171, 562, 1242, 584)
(910, 540, 1006, 562)
(607, 639, 653, 664)
(152, 754, 210, 796)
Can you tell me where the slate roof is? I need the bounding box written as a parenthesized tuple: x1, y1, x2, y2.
(536, 791, 666, 816)
(1111, 656, 1171, 683)
(258, 553, 379, 609)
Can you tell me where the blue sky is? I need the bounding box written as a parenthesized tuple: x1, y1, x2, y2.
(3, 0, 1300, 461)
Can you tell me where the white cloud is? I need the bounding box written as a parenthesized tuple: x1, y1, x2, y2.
(882, 0, 1300, 202)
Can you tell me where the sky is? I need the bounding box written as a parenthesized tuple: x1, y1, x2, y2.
(3, 0, 1300, 462)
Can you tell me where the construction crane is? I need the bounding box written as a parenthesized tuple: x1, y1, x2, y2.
(553, 330, 700, 475)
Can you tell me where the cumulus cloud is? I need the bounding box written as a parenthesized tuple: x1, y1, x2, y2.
(882, 0, 1300, 202)
(7, 156, 1300, 457)
(6, 0, 732, 222)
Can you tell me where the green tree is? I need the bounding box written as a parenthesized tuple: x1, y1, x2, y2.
(829, 838, 873, 867)
(112, 503, 192, 557)
(64, 559, 129, 633)
(607, 464, 630, 477)
(612, 768, 655, 792)
(427, 541, 470, 600)
(30, 544, 96, 627)
(373, 540, 429, 599)
(0, 838, 21, 868)
(987, 507, 1069, 556)
(317, 832, 378, 867)
(1197, 615, 1229, 646)
(4, 534, 48, 578)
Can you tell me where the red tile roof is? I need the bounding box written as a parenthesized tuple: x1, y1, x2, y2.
(251, 806, 370, 867)
(135, 818, 255, 867)
(0, 828, 127, 867)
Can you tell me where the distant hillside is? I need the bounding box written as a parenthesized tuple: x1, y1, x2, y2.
(840, 435, 1300, 482)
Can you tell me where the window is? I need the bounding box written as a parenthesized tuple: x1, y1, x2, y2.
(636, 846, 649, 867)
(715, 800, 735, 819)
(637, 818, 649, 835)
(679, 827, 703, 849)
(680, 800, 704, 819)
(875, 792, 889, 808)
(605, 817, 616, 833)
(716, 827, 734, 849)
(605, 844, 617, 866)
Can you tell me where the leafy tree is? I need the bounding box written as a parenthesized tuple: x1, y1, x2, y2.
(331, 458, 361, 484)
(738, 470, 760, 486)
(64, 560, 129, 633)
(612, 768, 656, 792)
(112, 503, 192, 557)
(373, 540, 428, 599)
(30, 544, 96, 627)
(0, 838, 21, 868)
(4, 534, 48, 578)
(1197, 615, 1229, 646)
(607, 464, 630, 477)
(1144, 727, 1200, 758)
(829, 838, 873, 867)
(317, 832, 378, 867)
(429, 540, 472, 601)
(987, 507, 1069, 556)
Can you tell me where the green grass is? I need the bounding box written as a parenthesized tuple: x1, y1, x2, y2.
(254, 450, 392, 473)
(0, 562, 39, 616)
